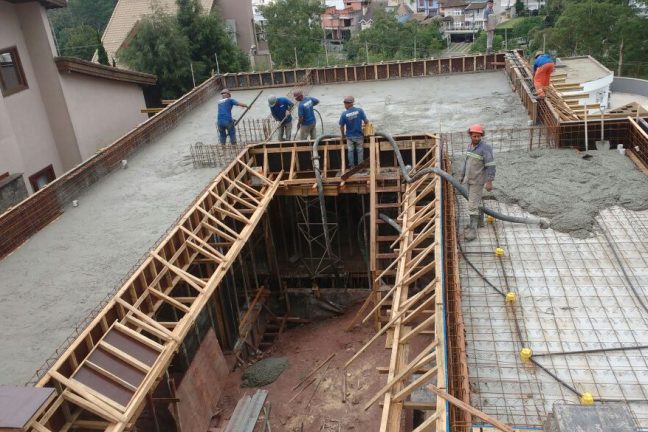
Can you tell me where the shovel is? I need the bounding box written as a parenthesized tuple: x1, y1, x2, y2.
(595, 104, 610, 151)
(582, 107, 592, 160)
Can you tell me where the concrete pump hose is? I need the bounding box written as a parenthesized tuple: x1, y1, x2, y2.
(312, 134, 341, 260)
(375, 131, 550, 229)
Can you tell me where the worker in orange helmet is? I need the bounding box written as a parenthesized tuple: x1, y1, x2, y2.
(460, 124, 496, 241)
(532, 51, 555, 99)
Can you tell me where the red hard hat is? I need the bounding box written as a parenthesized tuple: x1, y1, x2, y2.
(468, 124, 485, 135)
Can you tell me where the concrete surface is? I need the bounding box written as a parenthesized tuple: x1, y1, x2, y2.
(0, 70, 531, 385)
(227, 71, 530, 138)
(492, 148, 648, 237)
(0, 101, 220, 385)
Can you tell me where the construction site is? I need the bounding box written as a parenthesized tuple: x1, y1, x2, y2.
(1, 51, 648, 432)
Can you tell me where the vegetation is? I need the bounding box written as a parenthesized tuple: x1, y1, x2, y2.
(258, 0, 324, 67)
(528, 0, 648, 77)
(48, 0, 114, 60)
(119, 0, 248, 99)
(345, 10, 444, 62)
(470, 31, 504, 53)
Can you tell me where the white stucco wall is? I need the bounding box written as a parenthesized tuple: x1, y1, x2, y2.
(58, 73, 149, 161)
(0, 98, 25, 176)
(562, 73, 614, 114)
(0, 2, 64, 192)
(16, 2, 81, 171)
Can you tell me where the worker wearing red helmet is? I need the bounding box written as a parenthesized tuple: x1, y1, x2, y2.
(461, 124, 496, 241)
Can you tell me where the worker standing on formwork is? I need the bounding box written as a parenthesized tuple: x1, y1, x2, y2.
(294, 90, 320, 140)
(339, 95, 369, 168)
(268, 95, 294, 141)
(532, 51, 555, 99)
(461, 124, 496, 242)
(483, 0, 497, 54)
(217, 89, 248, 144)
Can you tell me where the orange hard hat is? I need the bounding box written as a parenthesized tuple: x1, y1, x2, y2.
(468, 124, 485, 135)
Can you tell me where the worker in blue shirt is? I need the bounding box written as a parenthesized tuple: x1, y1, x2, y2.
(268, 95, 294, 141)
(339, 95, 369, 168)
(216, 89, 248, 144)
(294, 89, 320, 140)
(532, 51, 555, 98)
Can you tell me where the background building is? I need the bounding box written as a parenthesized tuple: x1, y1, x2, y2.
(0, 0, 155, 212)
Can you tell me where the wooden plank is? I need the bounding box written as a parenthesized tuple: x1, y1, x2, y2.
(428, 383, 514, 432)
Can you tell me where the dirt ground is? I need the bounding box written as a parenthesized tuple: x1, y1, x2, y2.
(217, 304, 391, 431)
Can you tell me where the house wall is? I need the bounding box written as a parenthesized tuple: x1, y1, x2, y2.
(214, 0, 255, 53)
(16, 3, 81, 172)
(174, 329, 229, 432)
(0, 2, 65, 193)
(59, 73, 149, 161)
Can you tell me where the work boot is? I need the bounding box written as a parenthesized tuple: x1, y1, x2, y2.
(464, 215, 479, 242)
(478, 210, 485, 228)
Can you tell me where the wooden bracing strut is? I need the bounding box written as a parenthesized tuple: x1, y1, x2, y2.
(30, 153, 283, 432)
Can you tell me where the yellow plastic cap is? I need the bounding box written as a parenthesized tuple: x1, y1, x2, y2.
(495, 247, 505, 257)
(486, 215, 495, 224)
(580, 392, 594, 405)
(506, 292, 517, 302)
(520, 348, 532, 361)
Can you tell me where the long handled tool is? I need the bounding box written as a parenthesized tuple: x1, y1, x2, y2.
(234, 90, 263, 126)
(582, 107, 592, 160)
(595, 104, 610, 151)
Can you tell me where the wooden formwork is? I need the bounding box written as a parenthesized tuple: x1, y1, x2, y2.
(375, 137, 446, 431)
(218, 54, 506, 92)
(29, 151, 283, 432)
(441, 153, 472, 432)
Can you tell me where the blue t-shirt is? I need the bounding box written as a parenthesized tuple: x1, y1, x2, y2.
(533, 54, 554, 75)
(298, 96, 320, 126)
(217, 98, 239, 123)
(339, 107, 367, 139)
(270, 96, 294, 123)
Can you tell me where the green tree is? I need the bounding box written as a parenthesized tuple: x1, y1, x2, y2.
(118, 14, 193, 99)
(528, 0, 648, 79)
(59, 25, 99, 60)
(96, 31, 110, 65)
(259, 0, 324, 67)
(470, 31, 504, 53)
(175, 0, 249, 80)
(48, 0, 116, 56)
(512, 16, 544, 44)
(515, 0, 525, 16)
(345, 10, 443, 62)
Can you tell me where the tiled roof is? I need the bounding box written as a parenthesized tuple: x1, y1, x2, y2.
(465, 2, 487, 10)
(101, 0, 215, 67)
(441, 0, 468, 8)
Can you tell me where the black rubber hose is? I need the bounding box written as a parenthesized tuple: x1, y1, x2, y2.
(293, 108, 325, 141)
(312, 134, 341, 270)
(375, 131, 550, 228)
(356, 212, 402, 254)
(314, 108, 325, 136)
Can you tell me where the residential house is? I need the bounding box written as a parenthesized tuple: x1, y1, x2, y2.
(321, 1, 369, 45)
(389, 0, 439, 15)
(500, 0, 545, 12)
(440, 0, 488, 41)
(0, 0, 155, 211)
(101, 0, 255, 68)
